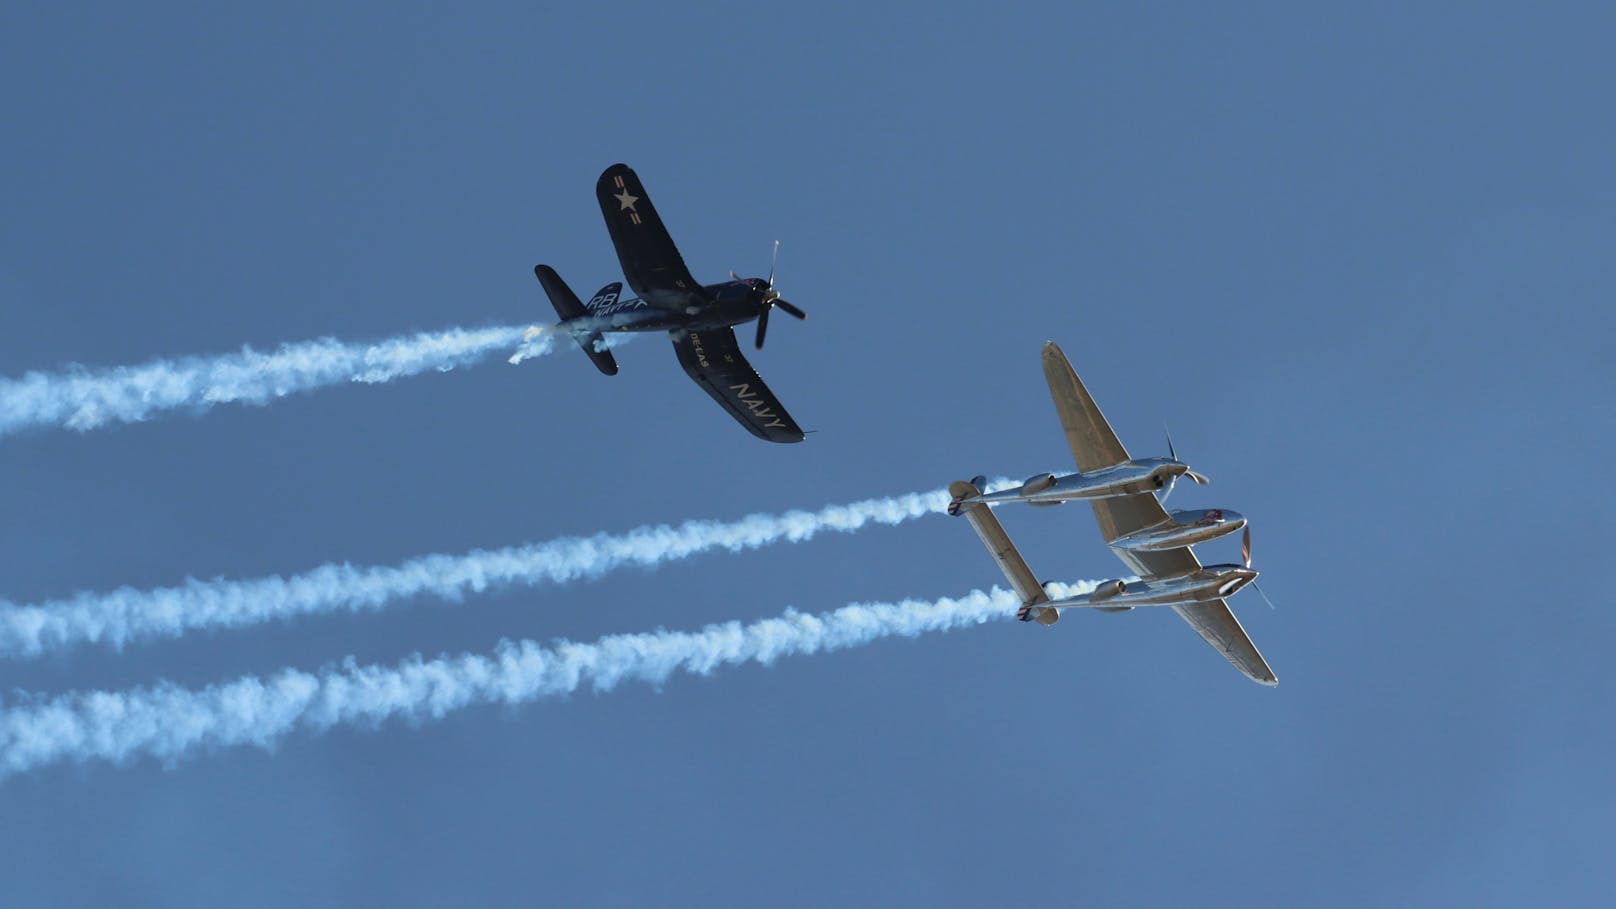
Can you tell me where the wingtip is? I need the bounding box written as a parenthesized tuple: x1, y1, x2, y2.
(597, 162, 634, 183)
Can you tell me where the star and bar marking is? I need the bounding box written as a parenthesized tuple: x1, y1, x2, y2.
(612, 174, 642, 224)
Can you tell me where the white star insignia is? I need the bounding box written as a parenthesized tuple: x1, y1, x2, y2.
(614, 190, 640, 212)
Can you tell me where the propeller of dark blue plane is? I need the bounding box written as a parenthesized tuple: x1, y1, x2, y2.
(749, 241, 806, 350)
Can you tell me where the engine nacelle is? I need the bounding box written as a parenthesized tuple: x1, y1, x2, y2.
(1090, 579, 1127, 600)
(1021, 473, 1057, 496)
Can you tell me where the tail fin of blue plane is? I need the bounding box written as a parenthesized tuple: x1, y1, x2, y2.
(533, 265, 619, 376)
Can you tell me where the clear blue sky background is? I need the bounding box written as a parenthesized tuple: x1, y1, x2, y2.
(3, 2, 1612, 905)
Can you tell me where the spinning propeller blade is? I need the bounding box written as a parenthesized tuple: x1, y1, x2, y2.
(1254, 581, 1278, 611)
(1242, 525, 1276, 608)
(753, 240, 806, 349)
(1164, 425, 1210, 486)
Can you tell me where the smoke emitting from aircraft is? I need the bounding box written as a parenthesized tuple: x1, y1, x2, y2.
(0, 324, 541, 437)
(0, 485, 1006, 660)
(508, 324, 632, 365)
(0, 584, 1095, 779)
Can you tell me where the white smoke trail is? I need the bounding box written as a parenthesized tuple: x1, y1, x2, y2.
(0, 484, 1005, 659)
(509, 324, 631, 365)
(0, 583, 1095, 778)
(0, 324, 543, 437)
(509, 326, 559, 365)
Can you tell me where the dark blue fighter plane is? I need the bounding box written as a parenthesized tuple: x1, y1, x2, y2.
(533, 163, 807, 443)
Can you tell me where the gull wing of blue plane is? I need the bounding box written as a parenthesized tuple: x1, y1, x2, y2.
(595, 163, 701, 311)
(670, 328, 804, 443)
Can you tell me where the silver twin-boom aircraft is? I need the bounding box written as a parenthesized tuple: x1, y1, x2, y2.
(948, 342, 1278, 686)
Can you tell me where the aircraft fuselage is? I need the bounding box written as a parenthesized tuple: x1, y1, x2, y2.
(565, 280, 770, 335)
(1109, 508, 1247, 552)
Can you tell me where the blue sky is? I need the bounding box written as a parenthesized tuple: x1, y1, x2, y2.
(2, 2, 1612, 905)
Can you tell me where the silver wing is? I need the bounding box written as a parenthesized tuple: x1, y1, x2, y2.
(1042, 342, 1277, 686)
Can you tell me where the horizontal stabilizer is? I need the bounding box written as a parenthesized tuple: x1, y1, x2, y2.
(535, 265, 619, 376)
(949, 480, 1048, 613)
(535, 265, 587, 320)
(572, 331, 619, 376)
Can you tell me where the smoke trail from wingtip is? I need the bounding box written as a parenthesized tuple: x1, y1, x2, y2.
(0, 324, 541, 437)
(0, 483, 1009, 660)
(0, 583, 1096, 778)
